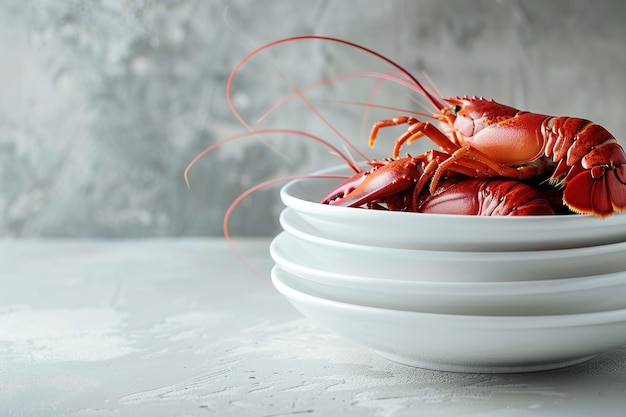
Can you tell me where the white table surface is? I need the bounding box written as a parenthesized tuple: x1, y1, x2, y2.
(2, 238, 626, 417)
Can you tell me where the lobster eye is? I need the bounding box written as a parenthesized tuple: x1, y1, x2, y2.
(452, 104, 462, 114)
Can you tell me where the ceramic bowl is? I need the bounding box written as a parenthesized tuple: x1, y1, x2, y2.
(270, 233, 626, 316)
(277, 208, 626, 282)
(272, 266, 626, 373)
(280, 166, 626, 251)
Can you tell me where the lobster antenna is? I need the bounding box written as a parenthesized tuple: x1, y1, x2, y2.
(281, 35, 446, 111)
(406, 94, 442, 116)
(184, 128, 361, 188)
(340, 143, 360, 171)
(243, 35, 447, 113)
(360, 72, 389, 142)
(223, 173, 350, 281)
(221, 8, 290, 161)
(223, 11, 371, 163)
(312, 99, 434, 119)
(421, 70, 445, 104)
(256, 70, 423, 123)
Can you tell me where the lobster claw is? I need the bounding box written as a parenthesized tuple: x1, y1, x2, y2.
(322, 158, 423, 208)
(320, 170, 368, 205)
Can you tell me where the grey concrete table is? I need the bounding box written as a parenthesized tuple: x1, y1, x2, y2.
(2, 239, 626, 416)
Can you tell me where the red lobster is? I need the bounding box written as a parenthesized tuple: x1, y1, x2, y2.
(274, 36, 626, 217)
(187, 35, 626, 223)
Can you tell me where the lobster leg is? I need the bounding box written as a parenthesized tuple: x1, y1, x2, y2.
(412, 147, 531, 196)
(369, 116, 461, 157)
(432, 146, 552, 186)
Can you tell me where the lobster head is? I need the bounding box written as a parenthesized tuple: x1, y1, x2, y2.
(442, 96, 521, 139)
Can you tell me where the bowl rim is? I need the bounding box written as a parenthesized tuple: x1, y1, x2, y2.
(278, 208, 626, 258)
(272, 265, 626, 327)
(270, 231, 626, 294)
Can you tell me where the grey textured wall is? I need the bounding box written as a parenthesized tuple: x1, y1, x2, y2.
(2, 0, 625, 237)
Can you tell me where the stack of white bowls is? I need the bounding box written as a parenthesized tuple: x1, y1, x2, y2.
(270, 169, 626, 373)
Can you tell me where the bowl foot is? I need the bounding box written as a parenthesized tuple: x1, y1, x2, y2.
(375, 350, 599, 374)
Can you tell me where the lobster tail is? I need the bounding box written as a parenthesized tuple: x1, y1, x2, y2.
(477, 180, 557, 216)
(564, 164, 626, 216)
(415, 178, 555, 216)
(561, 142, 626, 216)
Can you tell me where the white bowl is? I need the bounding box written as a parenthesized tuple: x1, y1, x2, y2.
(272, 266, 626, 373)
(270, 234, 626, 316)
(278, 208, 626, 282)
(280, 166, 626, 251)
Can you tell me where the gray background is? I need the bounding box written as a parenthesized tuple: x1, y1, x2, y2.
(2, 0, 625, 237)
